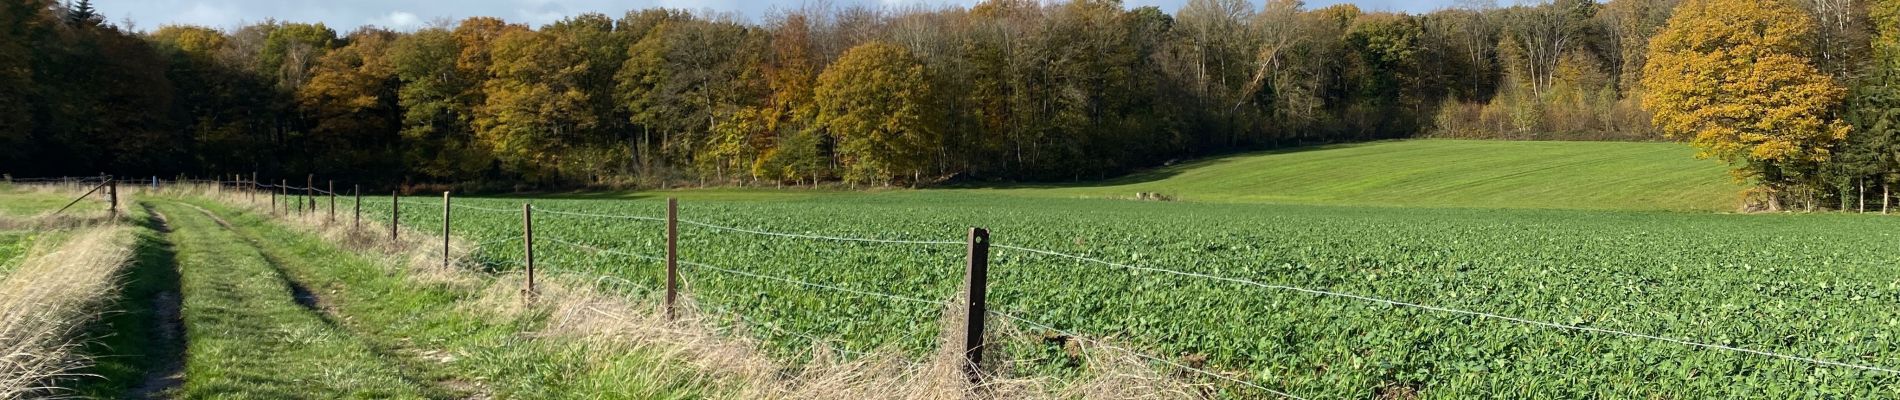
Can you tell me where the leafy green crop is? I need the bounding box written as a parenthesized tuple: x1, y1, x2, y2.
(324, 190, 1900, 398)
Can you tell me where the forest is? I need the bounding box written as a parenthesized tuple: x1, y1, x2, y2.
(1, 0, 1897, 209)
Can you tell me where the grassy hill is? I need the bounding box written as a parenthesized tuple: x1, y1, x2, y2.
(973, 139, 1743, 211)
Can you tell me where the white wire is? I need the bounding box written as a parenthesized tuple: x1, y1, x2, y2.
(678, 218, 964, 246)
(532, 205, 667, 222)
(678, 259, 944, 307)
(474, 234, 525, 247)
(993, 244, 1900, 375)
(988, 311, 1306, 399)
(453, 203, 523, 213)
(541, 236, 667, 263)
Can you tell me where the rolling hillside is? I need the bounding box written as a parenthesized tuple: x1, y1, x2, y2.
(980, 140, 1744, 211)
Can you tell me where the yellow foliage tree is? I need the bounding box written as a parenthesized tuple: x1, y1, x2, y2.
(811, 41, 936, 186)
(1641, 0, 1850, 210)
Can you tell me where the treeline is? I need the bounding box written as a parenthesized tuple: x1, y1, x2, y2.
(0, 0, 1891, 200)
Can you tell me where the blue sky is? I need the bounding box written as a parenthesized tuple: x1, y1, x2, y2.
(90, 0, 1465, 32)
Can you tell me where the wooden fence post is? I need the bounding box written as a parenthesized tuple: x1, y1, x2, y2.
(353, 185, 361, 230)
(249, 172, 257, 204)
(665, 197, 679, 320)
(391, 191, 400, 242)
(328, 180, 336, 222)
(306, 174, 314, 214)
(107, 177, 118, 218)
(962, 227, 991, 381)
(442, 191, 452, 270)
(280, 179, 288, 215)
(523, 203, 536, 297)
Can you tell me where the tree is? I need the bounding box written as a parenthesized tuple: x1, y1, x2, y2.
(1838, 0, 1900, 213)
(299, 28, 401, 179)
(1642, 0, 1851, 210)
(811, 41, 937, 185)
(388, 27, 485, 181)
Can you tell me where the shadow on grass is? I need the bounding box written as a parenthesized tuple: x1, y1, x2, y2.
(939, 141, 1377, 190)
(67, 203, 185, 399)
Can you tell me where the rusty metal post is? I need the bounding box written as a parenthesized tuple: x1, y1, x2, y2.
(390, 191, 400, 242)
(665, 198, 679, 320)
(442, 191, 452, 270)
(962, 227, 991, 381)
(523, 203, 536, 297)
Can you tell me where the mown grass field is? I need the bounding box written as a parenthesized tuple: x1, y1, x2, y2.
(333, 184, 1900, 398)
(966, 140, 1744, 211)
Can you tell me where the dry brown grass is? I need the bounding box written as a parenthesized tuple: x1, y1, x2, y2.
(165, 182, 1208, 399)
(0, 225, 135, 399)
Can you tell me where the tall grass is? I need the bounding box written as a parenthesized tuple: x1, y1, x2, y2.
(0, 225, 135, 398)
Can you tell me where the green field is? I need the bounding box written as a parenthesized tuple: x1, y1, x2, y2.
(313, 181, 1900, 398)
(968, 140, 1745, 211)
(27, 139, 1890, 398)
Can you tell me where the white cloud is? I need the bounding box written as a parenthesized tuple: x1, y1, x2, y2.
(371, 10, 422, 29)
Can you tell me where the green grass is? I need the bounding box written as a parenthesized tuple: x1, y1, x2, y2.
(67, 203, 180, 398)
(0, 185, 107, 216)
(192, 199, 720, 399)
(533, 140, 1743, 212)
(964, 140, 1745, 211)
(0, 231, 37, 276)
(68, 199, 724, 399)
(150, 201, 440, 399)
(333, 186, 1900, 398)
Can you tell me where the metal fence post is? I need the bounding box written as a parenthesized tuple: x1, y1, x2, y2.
(963, 227, 992, 382)
(523, 203, 536, 297)
(390, 191, 400, 242)
(665, 197, 679, 320)
(442, 191, 452, 270)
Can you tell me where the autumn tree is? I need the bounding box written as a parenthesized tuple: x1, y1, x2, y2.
(388, 27, 484, 180)
(299, 28, 401, 179)
(1642, 0, 1851, 210)
(811, 41, 937, 185)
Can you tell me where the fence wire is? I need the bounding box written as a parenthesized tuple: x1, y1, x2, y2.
(532, 205, 667, 222)
(678, 218, 964, 246)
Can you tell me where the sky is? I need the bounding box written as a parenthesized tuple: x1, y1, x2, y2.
(89, 0, 1464, 32)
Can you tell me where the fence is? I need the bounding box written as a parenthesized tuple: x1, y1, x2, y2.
(9, 175, 1900, 398)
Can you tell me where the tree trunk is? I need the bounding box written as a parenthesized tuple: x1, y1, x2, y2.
(1886, 184, 1892, 214)
(1859, 179, 1866, 213)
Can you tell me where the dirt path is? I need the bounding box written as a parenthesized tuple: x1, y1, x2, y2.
(129, 205, 185, 399)
(142, 201, 448, 399)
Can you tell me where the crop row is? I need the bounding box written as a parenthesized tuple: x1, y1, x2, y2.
(291, 191, 1900, 398)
